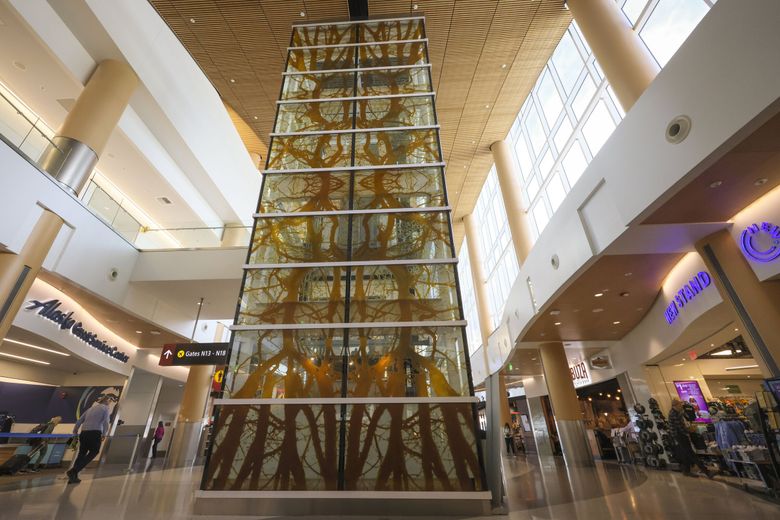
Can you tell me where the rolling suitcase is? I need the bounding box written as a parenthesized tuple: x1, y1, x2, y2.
(0, 454, 31, 475)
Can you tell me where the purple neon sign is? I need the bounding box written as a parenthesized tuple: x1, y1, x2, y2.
(741, 222, 780, 263)
(664, 271, 712, 325)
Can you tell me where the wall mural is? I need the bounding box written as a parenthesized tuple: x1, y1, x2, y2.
(201, 18, 485, 494)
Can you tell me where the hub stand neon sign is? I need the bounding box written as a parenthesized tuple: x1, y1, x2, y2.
(740, 222, 780, 263)
(664, 271, 712, 325)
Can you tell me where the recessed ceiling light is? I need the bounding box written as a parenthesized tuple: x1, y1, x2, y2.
(674, 363, 684, 367)
(484, 104, 490, 109)
(3, 338, 70, 357)
(0, 352, 49, 365)
(754, 178, 768, 186)
(549, 310, 561, 315)
(709, 180, 723, 188)
(253, 115, 258, 120)
(710, 343, 714, 347)
(624, 272, 632, 277)
(135, 330, 143, 334)
(594, 292, 603, 297)
(501, 64, 507, 69)
(613, 321, 621, 325)
(189, 18, 196, 23)
(230, 78, 236, 83)
(300, 11, 306, 17)
(471, 140, 476, 144)
(619, 291, 630, 297)
(734, 328, 739, 332)
(592, 308, 604, 313)
(413, 4, 419, 10)
(150, 331, 161, 336)
(554, 322, 561, 326)
(531, 357, 537, 361)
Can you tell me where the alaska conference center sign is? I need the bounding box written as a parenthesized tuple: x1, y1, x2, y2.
(25, 299, 130, 363)
(159, 343, 229, 366)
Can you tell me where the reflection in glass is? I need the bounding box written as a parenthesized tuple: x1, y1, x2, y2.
(204, 404, 340, 491)
(259, 172, 351, 213)
(268, 134, 352, 170)
(281, 71, 355, 100)
(346, 326, 469, 397)
(360, 19, 423, 42)
(225, 330, 345, 399)
(359, 42, 426, 68)
(239, 267, 347, 325)
(354, 129, 440, 166)
(358, 67, 431, 97)
(292, 23, 354, 47)
(343, 402, 482, 491)
(353, 168, 445, 209)
(356, 95, 435, 128)
(287, 46, 355, 72)
(351, 211, 451, 261)
(276, 101, 353, 133)
(250, 215, 349, 264)
(350, 263, 460, 323)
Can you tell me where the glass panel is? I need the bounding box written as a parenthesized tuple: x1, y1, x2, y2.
(351, 211, 452, 262)
(546, 172, 566, 211)
(551, 32, 584, 96)
(513, 137, 533, 179)
(287, 46, 355, 73)
(554, 115, 573, 152)
(532, 199, 550, 235)
(346, 326, 469, 397)
(640, 0, 709, 66)
(536, 70, 563, 127)
(281, 72, 355, 100)
(622, 0, 648, 26)
(292, 23, 354, 47)
(572, 76, 596, 119)
(203, 404, 340, 491)
(360, 19, 423, 42)
(349, 263, 461, 322)
(259, 172, 351, 213)
(524, 104, 546, 155)
(112, 206, 141, 243)
(267, 134, 353, 170)
(356, 95, 435, 128)
(353, 167, 445, 209)
(354, 129, 440, 166)
(85, 184, 121, 225)
(238, 267, 347, 325)
(562, 140, 588, 186)
(225, 330, 345, 399)
(249, 215, 349, 264)
(343, 402, 483, 491)
(276, 100, 353, 133)
(358, 42, 426, 68)
(582, 100, 616, 156)
(358, 66, 431, 97)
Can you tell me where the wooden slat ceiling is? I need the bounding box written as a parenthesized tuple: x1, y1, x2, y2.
(149, 0, 570, 244)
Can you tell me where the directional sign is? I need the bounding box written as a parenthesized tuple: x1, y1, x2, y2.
(159, 343, 229, 366)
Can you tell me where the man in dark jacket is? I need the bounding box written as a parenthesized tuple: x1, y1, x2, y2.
(669, 398, 713, 478)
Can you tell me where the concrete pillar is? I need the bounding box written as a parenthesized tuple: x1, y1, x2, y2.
(0, 210, 64, 340)
(39, 59, 138, 195)
(696, 230, 780, 377)
(490, 140, 534, 264)
(538, 342, 593, 466)
(463, 214, 494, 349)
(567, 0, 659, 111)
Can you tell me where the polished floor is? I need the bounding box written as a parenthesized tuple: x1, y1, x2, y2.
(0, 456, 777, 519)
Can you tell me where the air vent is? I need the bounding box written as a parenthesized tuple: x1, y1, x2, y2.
(156, 196, 173, 205)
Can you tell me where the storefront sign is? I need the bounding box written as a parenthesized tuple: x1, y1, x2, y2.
(589, 350, 613, 370)
(663, 271, 712, 325)
(569, 360, 591, 388)
(159, 343, 229, 366)
(740, 221, 780, 263)
(25, 299, 129, 363)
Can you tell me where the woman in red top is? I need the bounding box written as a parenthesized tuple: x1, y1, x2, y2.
(152, 421, 164, 458)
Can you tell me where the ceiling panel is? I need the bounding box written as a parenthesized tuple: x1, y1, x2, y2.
(149, 0, 570, 245)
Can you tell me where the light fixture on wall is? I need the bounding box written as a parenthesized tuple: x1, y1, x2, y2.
(0, 352, 50, 365)
(3, 338, 70, 357)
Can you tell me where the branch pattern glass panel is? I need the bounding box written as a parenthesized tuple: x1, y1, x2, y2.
(346, 326, 469, 397)
(238, 267, 347, 325)
(204, 404, 340, 491)
(357, 67, 431, 97)
(282, 71, 355, 100)
(351, 211, 451, 262)
(349, 263, 461, 323)
(358, 42, 426, 67)
(225, 330, 345, 399)
(361, 20, 423, 42)
(354, 129, 440, 166)
(275, 101, 353, 133)
(356, 95, 435, 128)
(259, 172, 351, 213)
(353, 168, 445, 209)
(343, 403, 482, 491)
(287, 46, 355, 72)
(268, 133, 353, 170)
(250, 215, 349, 264)
(292, 24, 354, 47)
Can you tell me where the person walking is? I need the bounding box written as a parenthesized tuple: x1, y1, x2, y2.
(66, 396, 111, 484)
(503, 422, 516, 456)
(669, 398, 713, 478)
(152, 421, 165, 458)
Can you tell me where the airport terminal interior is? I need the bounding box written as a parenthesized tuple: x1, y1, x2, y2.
(1, 0, 780, 518)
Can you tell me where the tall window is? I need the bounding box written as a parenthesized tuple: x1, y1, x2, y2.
(458, 241, 483, 355)
(472, 167, 520, 329)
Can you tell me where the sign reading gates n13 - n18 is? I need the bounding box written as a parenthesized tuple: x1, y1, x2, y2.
(159, 343, 229, 366)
